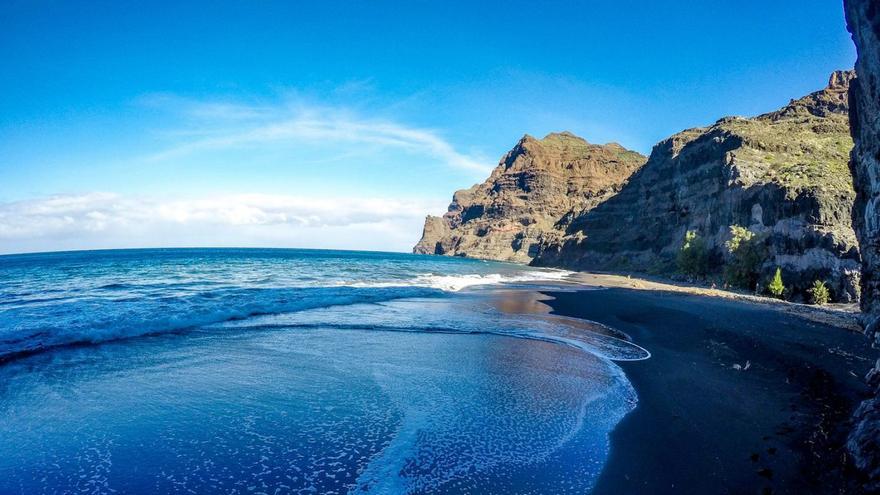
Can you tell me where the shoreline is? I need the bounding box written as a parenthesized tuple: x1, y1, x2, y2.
(542, 284, 874, 494)
(566, 271, 863, 332)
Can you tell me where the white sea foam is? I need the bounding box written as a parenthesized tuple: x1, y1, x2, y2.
(343, 269, 573, 291)
(215, 292, 650, 362)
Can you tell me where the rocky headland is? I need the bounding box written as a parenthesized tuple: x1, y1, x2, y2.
(413, 132, 645, 262)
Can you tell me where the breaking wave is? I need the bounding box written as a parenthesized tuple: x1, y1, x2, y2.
(340, 269, 572, 291)
(0, 249, 577, 362)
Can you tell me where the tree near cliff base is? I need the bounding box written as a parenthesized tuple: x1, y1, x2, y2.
(807, 279, 831, 305)
(724, 225, 767, 290)
(767, 267, 785, 299)
(677, 230, 710, 278)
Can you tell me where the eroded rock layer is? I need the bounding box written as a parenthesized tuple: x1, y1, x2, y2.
(534, 73, 860, 301)
(844, 0, 880, 487)
(413, 132, 645, 263)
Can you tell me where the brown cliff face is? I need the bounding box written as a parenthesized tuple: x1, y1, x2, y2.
(413, 132, 645, 262)
(533, 73, 860, 302)
(844, 0, 880, 487)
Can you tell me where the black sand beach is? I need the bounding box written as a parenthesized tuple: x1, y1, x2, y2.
(544, 287, 874, 495)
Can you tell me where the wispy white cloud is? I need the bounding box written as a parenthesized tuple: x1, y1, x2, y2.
(0, 193, 447, 254)
(141, 94, 493, 174)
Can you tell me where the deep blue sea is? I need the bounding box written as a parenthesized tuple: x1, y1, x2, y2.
(0, 248, 647, 494)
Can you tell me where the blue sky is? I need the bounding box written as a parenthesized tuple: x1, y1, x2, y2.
(0, 0, 856, 253)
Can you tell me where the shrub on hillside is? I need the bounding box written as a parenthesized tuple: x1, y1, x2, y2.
(677, 230, 709, 278)
(723, 225, 766, 290)
(807, 280, 830, 305)
(767, 267, 785, 299)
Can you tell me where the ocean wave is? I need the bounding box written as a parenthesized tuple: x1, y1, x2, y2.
(0, 248, 577, 364)
(0, 285, 444, 363)
(342, 269, 573, 291)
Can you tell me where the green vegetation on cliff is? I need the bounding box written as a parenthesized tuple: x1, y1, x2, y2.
(677, 230, 710, 277)
(723, 225, 767, 290)
(767, 267, 786, 298)
(808, 280, 830, 305)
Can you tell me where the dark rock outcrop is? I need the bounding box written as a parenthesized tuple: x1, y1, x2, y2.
(844, 0, 880, 487)
(533, 73, 860, 301)
(414, 132, 645, 262)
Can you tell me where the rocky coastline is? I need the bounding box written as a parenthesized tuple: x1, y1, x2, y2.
(533, 72, 860, 302)
(417, 74, 861, 304)
(415, 2, 880, 484)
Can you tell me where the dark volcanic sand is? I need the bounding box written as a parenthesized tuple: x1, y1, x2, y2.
(544, 287, 875, 495)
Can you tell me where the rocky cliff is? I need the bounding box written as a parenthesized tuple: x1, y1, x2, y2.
(413, 132, 645, 262)
(844, 0, 880, 487)
(533, 72, 860, 301)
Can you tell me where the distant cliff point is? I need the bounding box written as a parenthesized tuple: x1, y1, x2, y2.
(414, 132, 645, 262)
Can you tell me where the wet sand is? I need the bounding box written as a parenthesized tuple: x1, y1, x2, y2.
(543, 286, 874, 494)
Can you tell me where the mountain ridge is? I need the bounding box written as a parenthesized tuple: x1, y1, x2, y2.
(532, 70, 859, 301)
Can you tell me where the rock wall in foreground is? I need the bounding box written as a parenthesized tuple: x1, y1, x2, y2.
(844, 0, 880, 487)
(414, 132, 645, 263)
(533, 73, 860, 302)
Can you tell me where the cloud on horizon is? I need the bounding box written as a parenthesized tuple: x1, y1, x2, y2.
(0, 193, 446, 255)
